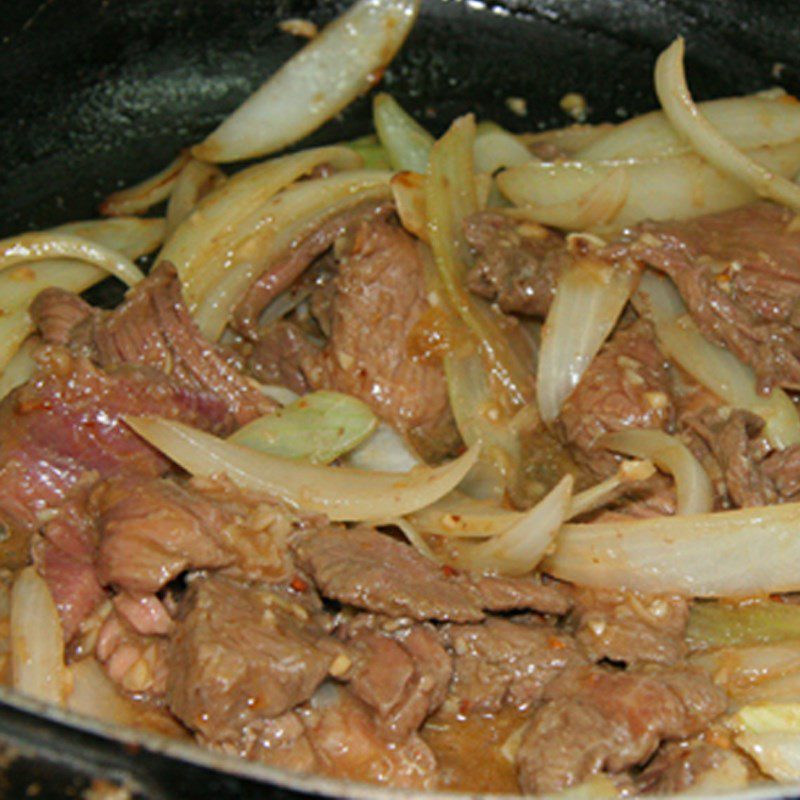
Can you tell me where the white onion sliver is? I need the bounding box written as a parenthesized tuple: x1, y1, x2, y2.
(125, 415, 478, 521)
(655, 38, 800, 211)
(601, 429, 713, 515)
(567, 459, 656, 519)
(453, 474, 573, 576)
(537, 245, 638, 423)
(346, 422, 421, 473)
(193, 0, 420, 163)
(545, 500, 800, 597)
(0, 233, 143, 286)
(0, 337, 38, 400)
(99, 151, 191, 216)
(11, 566, 68, 706)
(56, 217, 166, 259)
(166, 159, 227, 234)
(636, 271, 800, 449)
(735, 731, 800, 783)
(474, 126, 534, 174)
(373, 92, 434, 173)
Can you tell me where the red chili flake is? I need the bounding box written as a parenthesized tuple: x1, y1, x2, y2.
(548, 636, 566, 650)
(290, 575, 309, 593)
(459, 699, 471, 716)
(441, 565, 457, 578)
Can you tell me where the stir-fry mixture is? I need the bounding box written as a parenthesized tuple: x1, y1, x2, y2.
(5, 0, 800, 794)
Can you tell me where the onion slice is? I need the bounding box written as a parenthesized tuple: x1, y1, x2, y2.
(11, 567, 68, 706)
(166, 159, 227, 234)
(450, 474, 573, 576)
(99, 151, 191, 216)
(636, 270, 800, 449)
(373, 92, 434, 173)
(601, 429, 713, 515)
(655, 38, 800, 211)
(193, 0, 421, 163)
(537, 238, 639, 423)
(125, 415, 478, 521)
(0, 232, 143, 286)
(545, 500, 800, 597)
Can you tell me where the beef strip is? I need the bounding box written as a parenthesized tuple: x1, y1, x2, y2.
(167, 574, 346, 744)
(299, 216, 459, 460)
(623, 202, 800, 393)
(294, 526, 574, 622)
(559, 318, 674, 477)
(338, 615, 452, 740)
(635, 741, 752, 795)
(515, 664, 728, 794)
(0, 351, 233, 532)
(31, 289, 93, 346)
(232, 200, 394, 337)
(441, 617, 585, 715)
(569, 589, 689, 665)
(244, 320, 316, 395)
(464, 211, 568, 317)
(33, 262, 273, 426)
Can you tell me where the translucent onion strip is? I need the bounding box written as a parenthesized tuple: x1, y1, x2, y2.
(519, 123, 613, 158)
(0, 337, 38, 400)
(0, 232, 144, 287)
(99, 151, 191, 216)
(545, 500, 800, 597)
(193, 0, 421, 163)
(346, 422, 421, 473)
(391, 171, 429, 242)
(125, 415, 478, 521)
(497, 141, 800, 231)
(578, 93, 800, 162)
(537, 241, 639, 423)
(636, 271, 800, 449)
(161, 145, 362, 309)
(192, 172, 391, 340)
(373, 92, 434, 173)
(449, 474, 573, 576)
(601, 429, 713, 515)
(473, 122, 534, 174)
(11, 567, 68, 706)
(165, 159, 227, 234)
(655, 38, 800, 212)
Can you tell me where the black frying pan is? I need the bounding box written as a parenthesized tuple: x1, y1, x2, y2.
(0, 1, 798, 796)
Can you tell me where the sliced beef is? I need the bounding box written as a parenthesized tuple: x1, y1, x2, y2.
(300, 217, 459, 460)
(33, 262, 273, 426)
(244, 320, 316, 395)
(763, 444, 800, 502)
(559, 318, 674, 477)
(515, 664, 727, 794)
(442, 617, 584, 715)
(464, 211, 568, 317)
(338, 616, 451, 740)
(0, 352, 233, 532)
(636, 741, 751, 795)
(294, 527, 573, 623)
(570, 589, 689, 665)
(682, 408, 776, 508)
(298, 685, 438, 789)
(624, 202, 800, 393)
(30, 289, 93, 346)
(471, 573, 574, 616)
(167, 574, 345, 744)
(232, 199, 394, 337)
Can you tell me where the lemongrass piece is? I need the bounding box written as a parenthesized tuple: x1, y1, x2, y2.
(636, 270, 800, 448)
(229, 391, 377, 464)
(537, 240, 639, 422)
(474, 125, 534, 174)
(497, 141, 800, 230)
(427, 115, 534, 405)
(193, 0, 421, 162)
(450, 474, 573, 576)
(0, 233, 143, 286)
(688, 601, 800, 651)
(391, 171, 429, 242)
(192, 172, 391, 339)
(161, 145, 363, 306)
(99, 151, 191, 216)
(11, 567, 68, 706)
(545, 500, 800, 597)
(601, 429, 713, 515)
(374, 92, 435, 173)
(578, 94, 800, 161)
(166, 159, 226, 234)
(125, 415, 478, 521)
(0, 337, 38, 400)
(656, 39, 800, 211)
(346, 422, 421, 473)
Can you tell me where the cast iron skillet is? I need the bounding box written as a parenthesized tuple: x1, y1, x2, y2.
(0, 1, 799, 797)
